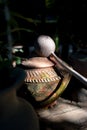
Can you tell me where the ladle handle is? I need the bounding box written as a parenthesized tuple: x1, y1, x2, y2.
(50, 52, 87, 86)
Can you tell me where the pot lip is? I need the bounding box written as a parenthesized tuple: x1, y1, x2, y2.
(21, 57, 54, 68)
(0, 67, 26, 94)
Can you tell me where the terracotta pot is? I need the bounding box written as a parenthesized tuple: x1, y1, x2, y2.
(0, 67, 39, 130)
(21, 57, 71, 108)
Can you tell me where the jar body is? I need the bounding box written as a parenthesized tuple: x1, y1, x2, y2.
(24, 67, 71, 108)
(25, 67, 61, 101)
(19, 57, 71, 108)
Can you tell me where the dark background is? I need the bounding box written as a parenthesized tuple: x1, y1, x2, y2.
(0, 0, 87, 59)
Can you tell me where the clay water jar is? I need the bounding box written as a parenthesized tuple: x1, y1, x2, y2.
(21, 57, 71, 108)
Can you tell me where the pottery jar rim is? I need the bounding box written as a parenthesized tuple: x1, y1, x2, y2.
(21, 57, 54, 69)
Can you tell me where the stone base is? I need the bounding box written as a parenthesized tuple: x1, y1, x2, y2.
(37, 98, 87, 130)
